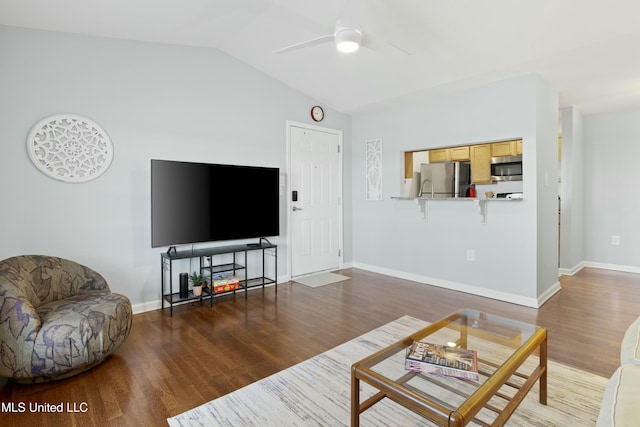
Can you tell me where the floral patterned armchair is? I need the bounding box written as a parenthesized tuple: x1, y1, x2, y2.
(0, 255, 132, 383)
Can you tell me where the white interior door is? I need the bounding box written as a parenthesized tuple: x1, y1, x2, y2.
(289, 123, 342, 277)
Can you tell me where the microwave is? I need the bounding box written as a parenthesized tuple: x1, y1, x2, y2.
(490, 155, 522, 181)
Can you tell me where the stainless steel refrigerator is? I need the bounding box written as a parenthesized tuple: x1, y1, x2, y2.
(418, 162, 471, 198)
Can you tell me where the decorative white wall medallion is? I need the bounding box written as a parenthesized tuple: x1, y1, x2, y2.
(26, 114, 114, 183)
(365, 138, 382, 201)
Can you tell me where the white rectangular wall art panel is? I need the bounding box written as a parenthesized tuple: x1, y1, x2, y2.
(365, 138, 383, 201)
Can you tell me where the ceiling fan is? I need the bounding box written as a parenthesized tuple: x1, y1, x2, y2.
(272, 0, 409, 56)
(272, 19, 364, 54)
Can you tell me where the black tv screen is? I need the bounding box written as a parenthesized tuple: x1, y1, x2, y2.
(151, 160, 279, 248)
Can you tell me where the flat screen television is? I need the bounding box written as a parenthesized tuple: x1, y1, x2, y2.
(151, 159, 279, 248)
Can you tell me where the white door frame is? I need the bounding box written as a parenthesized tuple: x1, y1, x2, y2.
(286, 120, 344, 279)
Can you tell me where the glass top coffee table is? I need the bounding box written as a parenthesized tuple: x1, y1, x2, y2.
(351, 309, 547, 426)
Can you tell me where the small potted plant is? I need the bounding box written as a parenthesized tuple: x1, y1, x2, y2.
(190, 271, 205, 297)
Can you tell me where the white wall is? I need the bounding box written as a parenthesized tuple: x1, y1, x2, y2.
(583, 108, 640, 270)
(559, 107, 585, 272)
(535, 78, 560, 297)
(0, 26, 352, 311)
(350, 75, 559, 307)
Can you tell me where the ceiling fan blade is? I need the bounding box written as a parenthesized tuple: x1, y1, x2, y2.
(361, 34, 411, 56)
(272, 34, 334, 54)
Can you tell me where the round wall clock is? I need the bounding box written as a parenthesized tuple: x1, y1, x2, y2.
(26, 113, 114, 183)
(310, 105, 324, 122)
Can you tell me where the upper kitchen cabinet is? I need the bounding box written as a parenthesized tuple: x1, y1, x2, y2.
(428, 146, 470, 162)
(491, 139, 522, 157)
(429, 148, 448, 163)
(449, 146, 470, 161)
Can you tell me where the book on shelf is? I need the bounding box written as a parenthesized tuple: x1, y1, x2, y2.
(405, 341, 479, 381)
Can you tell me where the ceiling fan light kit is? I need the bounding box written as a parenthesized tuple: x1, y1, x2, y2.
(335, 27, 362, 53)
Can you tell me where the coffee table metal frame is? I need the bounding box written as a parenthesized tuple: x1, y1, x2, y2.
(350, 309, 547, 426)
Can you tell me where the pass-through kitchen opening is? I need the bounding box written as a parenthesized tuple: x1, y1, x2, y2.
(402, 139, 524, 200)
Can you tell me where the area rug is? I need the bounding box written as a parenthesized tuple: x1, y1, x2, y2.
(167, 315, 607, 426)
(292, 272, 350, 288)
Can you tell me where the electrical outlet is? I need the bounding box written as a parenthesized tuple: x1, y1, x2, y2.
(466, 249, 475, 261)
(611, 236, 621, 246)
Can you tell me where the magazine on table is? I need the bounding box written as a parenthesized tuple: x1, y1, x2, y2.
(405, 341, 479, 381)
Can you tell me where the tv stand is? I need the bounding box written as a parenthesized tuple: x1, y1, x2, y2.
(260, 237, 273, 245)
(248, 237, 273, 248)
(160, 242, 277, 316)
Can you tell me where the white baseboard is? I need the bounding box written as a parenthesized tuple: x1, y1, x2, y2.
(538, 281, 561, 307)
(559, 261, 640, 276)
(132, 300, 161, 314)
(141, 260, 640, 315)
(558, 261, 586, 277)
(341, 261, 354, 269)
(583, 261, 640, 274)
(352, 262, 552, 308)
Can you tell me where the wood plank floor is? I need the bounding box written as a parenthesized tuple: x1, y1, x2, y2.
(1, 267, 638, 426)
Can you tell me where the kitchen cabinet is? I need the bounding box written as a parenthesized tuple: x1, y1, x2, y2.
(429, 149, 448, 163)
(429, 146, 470, 162)
(449, 146, 470, 161)
(404, 151, 414, 179)
(491, 140, 522, 157)
(470, 144, 492, 184)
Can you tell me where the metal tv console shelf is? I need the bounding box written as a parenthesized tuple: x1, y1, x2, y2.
(160, 241, 277, 316)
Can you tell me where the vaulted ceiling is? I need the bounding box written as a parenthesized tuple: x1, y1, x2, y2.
(3, 0, 640, 115)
